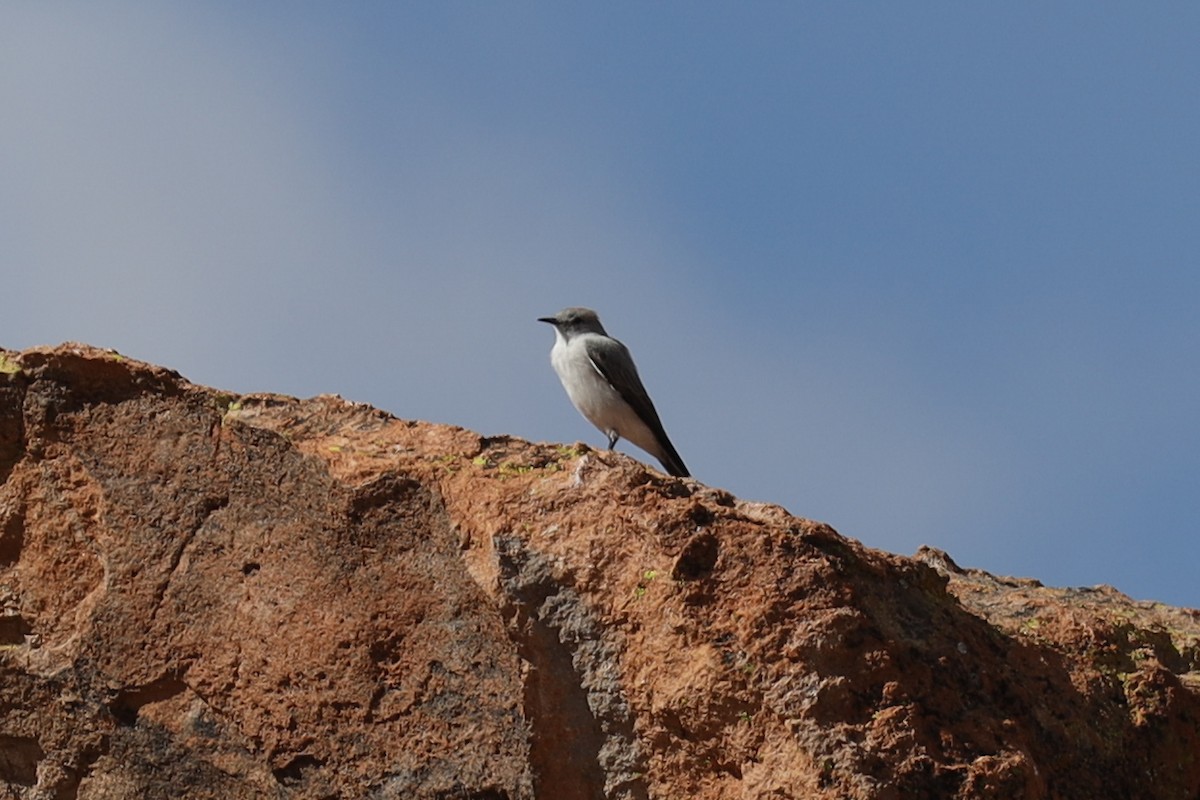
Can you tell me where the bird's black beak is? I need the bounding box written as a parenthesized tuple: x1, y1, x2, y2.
(537, 316, 557, 325)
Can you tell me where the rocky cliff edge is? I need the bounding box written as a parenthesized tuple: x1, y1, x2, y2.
(0, 344, 1197, 799)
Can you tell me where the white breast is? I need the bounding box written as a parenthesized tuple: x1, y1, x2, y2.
(549, 333, 662, 458)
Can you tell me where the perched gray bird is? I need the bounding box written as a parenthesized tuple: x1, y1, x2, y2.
(538, 307, 689, 478)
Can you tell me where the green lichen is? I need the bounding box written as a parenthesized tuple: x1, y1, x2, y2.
(497, 461, 536, 478)
(556, 444, 585, 460)
(633, 568, 660, 599)
(0, 354, 21, 375)
(212, 393, 243, 415)
(435, 454, 461, 473)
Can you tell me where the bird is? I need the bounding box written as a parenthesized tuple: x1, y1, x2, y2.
(538, 307, 689, 478)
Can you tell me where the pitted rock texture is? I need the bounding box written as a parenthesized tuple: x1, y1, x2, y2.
(0, 344, 1197, 800)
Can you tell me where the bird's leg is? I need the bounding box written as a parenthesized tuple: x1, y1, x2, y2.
(606, 432, 619, 450)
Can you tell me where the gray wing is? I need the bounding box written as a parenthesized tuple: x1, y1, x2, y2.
(584, 336, 690, 477)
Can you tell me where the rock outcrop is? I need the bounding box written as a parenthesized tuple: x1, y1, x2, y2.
(0, 344, 1197, 799)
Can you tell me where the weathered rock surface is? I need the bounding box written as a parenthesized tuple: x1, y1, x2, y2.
(0, 343, 1197, 799)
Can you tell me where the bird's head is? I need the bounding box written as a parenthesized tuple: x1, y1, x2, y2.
(537, 307, 608, 338)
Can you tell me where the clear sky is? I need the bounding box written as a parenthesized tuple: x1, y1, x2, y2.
(4, 4, 1197, 607)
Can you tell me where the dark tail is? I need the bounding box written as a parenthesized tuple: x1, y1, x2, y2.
(656, 435, 690, 478)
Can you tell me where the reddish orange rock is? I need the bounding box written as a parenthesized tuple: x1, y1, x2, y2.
(0, 344, 1197, 799)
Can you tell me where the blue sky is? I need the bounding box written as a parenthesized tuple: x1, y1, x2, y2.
(4, 4, 1197, 606)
